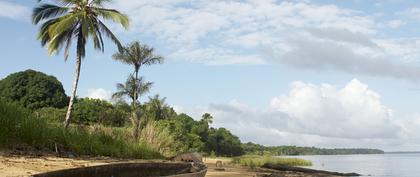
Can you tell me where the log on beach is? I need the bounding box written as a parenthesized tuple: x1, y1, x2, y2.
(262, 163, 361, 176)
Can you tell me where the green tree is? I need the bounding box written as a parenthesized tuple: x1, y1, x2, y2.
(156, 114, 204, 153)
(32, 0, 129, 128)
(73, 98, 127, 127)
(112, 75, 153, 138)
(0, 70, 67, 109)
(112, 41, 163, 131)
(112, 41, 164, 88)
(144, 94, 177, 122)
(206, 128, 244, 157)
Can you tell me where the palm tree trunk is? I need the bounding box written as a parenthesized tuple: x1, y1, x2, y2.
(131, 69, 141, 138)
(64, 55, 82, 129)
(131, 111, 139, 139)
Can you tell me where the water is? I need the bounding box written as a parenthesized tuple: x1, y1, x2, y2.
(280, 153, 420, 177)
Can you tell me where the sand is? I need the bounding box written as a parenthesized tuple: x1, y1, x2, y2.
(0, 152, 339, 177)
(0, 151, 259, 177)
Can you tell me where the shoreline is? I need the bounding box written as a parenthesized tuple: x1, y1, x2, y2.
(0, 151, 354, 177)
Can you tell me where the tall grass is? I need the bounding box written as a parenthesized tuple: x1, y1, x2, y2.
(232, 155, 312, 168)
(0, 101, 162, 159)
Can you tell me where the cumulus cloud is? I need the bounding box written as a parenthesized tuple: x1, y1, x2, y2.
(110, 0, 420, 80)
(0, 1, 30, 21)
(85, 88, 112, 101)
(178, 79, 414, 150)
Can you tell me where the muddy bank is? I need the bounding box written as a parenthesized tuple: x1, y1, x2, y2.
(261, 163, 360, 177)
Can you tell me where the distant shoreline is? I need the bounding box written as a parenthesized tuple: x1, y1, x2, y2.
(385, 151, 420, 154)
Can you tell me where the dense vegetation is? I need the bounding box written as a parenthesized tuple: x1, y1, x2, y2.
(0, 70, 246, 157)
(232, 155, 312, 168)
(0, 70, 67, 109)
(0, 101, 161, 159)
(242, 142, 384, 156)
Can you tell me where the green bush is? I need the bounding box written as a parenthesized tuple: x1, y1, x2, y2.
(72, 98, 128, 126)
(0, 70, 68, 109)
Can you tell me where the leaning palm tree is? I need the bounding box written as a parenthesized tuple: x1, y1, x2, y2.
(112, 41, 163, 103)
(113, 74, 153, 138)
(32, 0, 129, 128)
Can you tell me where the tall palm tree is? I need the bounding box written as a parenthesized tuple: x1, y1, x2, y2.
(32, 0, 129, 128)
(112, 74, 153, 138)
(112, 41, 163, 103)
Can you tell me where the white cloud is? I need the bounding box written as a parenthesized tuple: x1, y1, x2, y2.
(177, 79, 419, 150)
(386, 20, 405, 28)
(398, 8, 420, 20)
(109, 0, 420, 80)
(85, 88, 112, 101)
(0, 1, 30, 21)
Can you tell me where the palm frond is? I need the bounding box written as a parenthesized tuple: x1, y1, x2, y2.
(94, 7, 129, 29)
(97, 20, 123, 51)
(32, 3, 69, 24)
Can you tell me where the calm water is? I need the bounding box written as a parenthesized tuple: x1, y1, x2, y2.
(281, 153, 420, 177)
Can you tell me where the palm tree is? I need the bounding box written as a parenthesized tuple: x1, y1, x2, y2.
(32, 0, 130, 128)
(112, 41, 163, 103)
(146, 94, 168, 121)
(112, 74, 153, 138)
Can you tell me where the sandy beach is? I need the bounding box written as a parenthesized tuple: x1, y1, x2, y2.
(0, 150, 343, 177)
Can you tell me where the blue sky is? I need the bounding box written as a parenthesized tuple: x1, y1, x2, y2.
(2, 0, 420, 151)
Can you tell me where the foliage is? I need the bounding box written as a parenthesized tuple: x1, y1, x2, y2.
(32, 0, 129, 128)
(112, 75, 153, 105)
(139, 121, 177, 157)
(156, 113, 204, 153)
(72, 98, 128, 127)
(143, 95, 177, 122)
(0, 101, 161, 159)
(35, 107, 66, 122)
(0, 70, 68, 109)
(112, 41, 164, 77)
(242, 142, 385, 156)
(205, 127, 244, 157)
(232, 155, 312, 168)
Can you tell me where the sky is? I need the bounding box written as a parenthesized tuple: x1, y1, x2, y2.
(2, 0, 420, 151)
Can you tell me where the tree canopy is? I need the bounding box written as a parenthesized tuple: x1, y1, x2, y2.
(0, 70, 68, 109)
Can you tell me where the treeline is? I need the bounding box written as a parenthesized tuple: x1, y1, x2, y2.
(242, 142, 384, 156)
(0, 70, 244, 157)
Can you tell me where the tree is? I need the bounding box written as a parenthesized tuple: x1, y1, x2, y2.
(112, 41, 164, 87)
(0, 69, 67, 109)
(206, 128, 244, 157)
(112, 41, 163, 136)
(112, 74, 152, 138)
(71, 98, 126, 126)
(32, 0, 129, 128)
(144, 94, 176, 122)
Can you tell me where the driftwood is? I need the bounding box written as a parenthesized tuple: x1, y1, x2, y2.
(262, 163, 361, 176)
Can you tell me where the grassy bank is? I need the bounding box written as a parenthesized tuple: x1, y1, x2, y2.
(232, 155, 312, 168)
(0, 101, 162, 159)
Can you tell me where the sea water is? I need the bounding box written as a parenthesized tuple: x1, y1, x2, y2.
(281, 153, 420, 177)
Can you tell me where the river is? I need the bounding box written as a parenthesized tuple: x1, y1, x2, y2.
(281, 153, 420, 177)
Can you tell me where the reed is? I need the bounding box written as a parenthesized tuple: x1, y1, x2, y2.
(232, 155, 312, 168)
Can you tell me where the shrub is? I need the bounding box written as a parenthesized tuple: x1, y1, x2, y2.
(0, 70, 68, 109)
